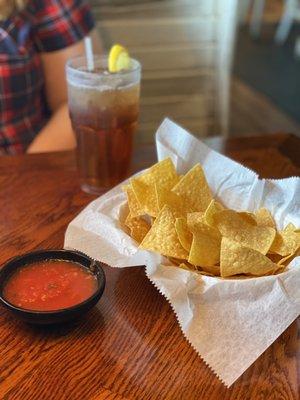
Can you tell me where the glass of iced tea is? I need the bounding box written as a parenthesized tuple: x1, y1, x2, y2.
(66, 55, 141, 194)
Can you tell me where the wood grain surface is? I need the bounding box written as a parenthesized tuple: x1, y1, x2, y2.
(0, 134, 299, 400)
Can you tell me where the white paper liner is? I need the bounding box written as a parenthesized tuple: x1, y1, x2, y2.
(64, 118, 300, 386)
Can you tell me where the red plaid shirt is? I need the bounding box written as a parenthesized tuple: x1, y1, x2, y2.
(0, 0, 94, 155)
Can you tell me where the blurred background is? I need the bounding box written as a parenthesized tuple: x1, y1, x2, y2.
(90, 0, 300, 143)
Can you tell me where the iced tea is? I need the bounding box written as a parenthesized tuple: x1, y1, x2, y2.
(66, 56, 141, 194)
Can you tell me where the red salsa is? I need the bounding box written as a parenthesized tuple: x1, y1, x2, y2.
(3, 260, 98, 311)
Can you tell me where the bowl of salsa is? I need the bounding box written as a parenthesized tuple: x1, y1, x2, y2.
(0, 249, 105, 324)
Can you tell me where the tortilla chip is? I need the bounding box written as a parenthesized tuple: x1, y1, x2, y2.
(168, 257, 182, 266)
(156, 186, 187, 215)
(196, 270, 215, 277)
(267, 253, 282, 264)
(214, 210, 276, 254)
(142, 158, 179, 189)
(125, 186, 144, 217)
(177, 261, 219, 275)
(131, 178, 159, 217)
(284, 223, 297, 232)
(277, 248, 300, 266)
(131, 158, 180, 217)
(139, 205, 188, 259)
(172, 164, 212, 212)
(125, 214, 150, 243)
(188, 222, 221, 267)
(199, 265, 221, 276)
(203, 199, 224, 226)
(238, 212, 257, 226)
(270, 229, 300, 256)
(220, 238, 278, 277)
(187, 212, 205, 230)
(177, 262, 198, 272)
(175, 218, 193, 251)
(255, 208, 276, 228)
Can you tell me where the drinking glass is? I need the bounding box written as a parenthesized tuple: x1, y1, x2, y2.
(66, 55, 141, 194)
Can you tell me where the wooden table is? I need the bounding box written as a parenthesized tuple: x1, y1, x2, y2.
(0, 133, 299, 400)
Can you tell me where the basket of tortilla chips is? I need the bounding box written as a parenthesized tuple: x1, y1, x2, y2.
(65, 119, 300, 386)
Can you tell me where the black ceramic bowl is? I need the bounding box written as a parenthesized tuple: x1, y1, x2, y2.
(0, 249, 105, 325)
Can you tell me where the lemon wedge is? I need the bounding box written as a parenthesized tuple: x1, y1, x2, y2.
(108, 44, 132, 73)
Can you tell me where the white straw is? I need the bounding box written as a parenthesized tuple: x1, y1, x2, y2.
(84, 36, 94, 71)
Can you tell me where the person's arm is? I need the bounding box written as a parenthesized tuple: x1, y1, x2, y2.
(27, 103, 75, 153)
(27, 29, 102, 153)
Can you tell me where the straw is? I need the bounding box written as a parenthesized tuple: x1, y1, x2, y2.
(84, 36, 94, 71)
